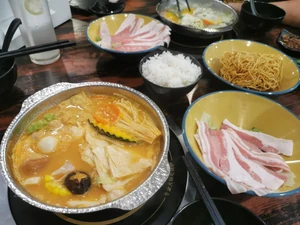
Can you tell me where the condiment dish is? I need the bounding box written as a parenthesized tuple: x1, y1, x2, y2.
(277, 29, 300, 58)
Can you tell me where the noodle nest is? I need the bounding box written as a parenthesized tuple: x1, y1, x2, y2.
(219, 51, 283, 91)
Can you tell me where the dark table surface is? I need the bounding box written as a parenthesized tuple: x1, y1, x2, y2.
(1, 0, 300, 224)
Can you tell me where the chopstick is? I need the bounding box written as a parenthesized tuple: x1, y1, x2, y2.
(166, 114, 226, 225)
(182, 153, 226, 225)
(176, 0, 191, 13)
(185, 0, 191, 12)
(0, 40, 76, 60)
(175, 0, 181, 14)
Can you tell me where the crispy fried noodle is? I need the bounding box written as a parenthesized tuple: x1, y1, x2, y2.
(219, 51, 283, 91)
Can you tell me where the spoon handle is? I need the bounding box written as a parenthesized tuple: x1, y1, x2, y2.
(2, 18, 22, 52)
(249, 0, 259, 17)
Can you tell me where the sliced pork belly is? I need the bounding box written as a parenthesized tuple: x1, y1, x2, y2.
(227, 130, 291, 172)
(98, 21, 111, 49)
(222, 119, 293, 156)
(113, 45, 155, 52)
(97, 15, 171, 52)
(194, 121, 289, 196)
(115, 14, 136, 35)
(223, 130, 286, 191)
(131, 18, 145, 35)
(195, 121, 268, 194)
(133, 21, 158, 36)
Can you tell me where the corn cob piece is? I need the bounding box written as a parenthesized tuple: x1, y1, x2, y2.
(44, 175, 71, 196)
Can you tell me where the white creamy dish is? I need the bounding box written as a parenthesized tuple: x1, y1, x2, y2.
(162, 6, 234, 29)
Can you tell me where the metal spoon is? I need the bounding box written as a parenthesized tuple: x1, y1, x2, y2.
(249, 0, 259, 16)
(0, 18, 22, 72)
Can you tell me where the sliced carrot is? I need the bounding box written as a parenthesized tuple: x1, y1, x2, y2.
(93, 104, 120, 124)
(202, 19, 214, 26)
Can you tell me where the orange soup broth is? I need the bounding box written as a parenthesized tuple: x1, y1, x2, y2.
(12, 93, 161, 207)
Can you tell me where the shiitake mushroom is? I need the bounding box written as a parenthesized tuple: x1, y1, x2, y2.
(64, 171, 91, 195)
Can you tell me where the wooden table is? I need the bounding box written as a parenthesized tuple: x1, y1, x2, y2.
(1, 1, 299, 224)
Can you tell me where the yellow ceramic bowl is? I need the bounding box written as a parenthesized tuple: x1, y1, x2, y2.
(203, 39, 300, 95)
(183, 91, 300, 197)
(86, 13, 169, 58)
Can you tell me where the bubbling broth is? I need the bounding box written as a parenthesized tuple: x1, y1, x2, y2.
(11, 92, 162, 208)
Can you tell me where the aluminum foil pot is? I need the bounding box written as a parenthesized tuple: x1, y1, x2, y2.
(156, 0, 239, 39)
(0, 82, 170, 214)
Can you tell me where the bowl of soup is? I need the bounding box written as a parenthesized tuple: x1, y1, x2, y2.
(156, 0, 239, 39)
(0, 82, 170, 213)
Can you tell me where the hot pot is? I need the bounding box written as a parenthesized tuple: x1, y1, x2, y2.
(0, 82, 170, 214)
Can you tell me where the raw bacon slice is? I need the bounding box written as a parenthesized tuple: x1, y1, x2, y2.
(223, 130, 286, 191)
(98, 21, 111, 49)
(227, 130, 291, 172)
(194, 119, 293, 196)
(221, 119, 293, 156)
(133, 21, 158, 36)
(195, 121, 269, 195)
(115, 14, 136, 35)
(195, 123, 250, 195)
(113, 45, 154, 52)
(97, 15, 171, 52)
(131, 18, 144, 35)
